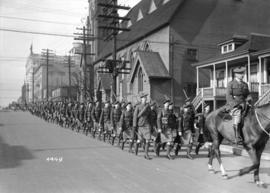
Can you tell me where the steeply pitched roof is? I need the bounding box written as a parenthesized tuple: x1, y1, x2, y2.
(99, 74, 112, 90)
(192, 33, 270, 67)
(130, 51, 170, 82)
(95, 0, 185, 63)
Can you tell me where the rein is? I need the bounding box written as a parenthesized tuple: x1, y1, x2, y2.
(254, 109, 270, 137)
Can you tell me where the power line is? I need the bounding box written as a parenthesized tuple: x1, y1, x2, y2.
(0, 28, 75, 38)
(0, 15, 80, 26)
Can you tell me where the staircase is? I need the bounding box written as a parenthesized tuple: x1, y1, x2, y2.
(254, 88, 270, 107)
(192, 89, 203, 112)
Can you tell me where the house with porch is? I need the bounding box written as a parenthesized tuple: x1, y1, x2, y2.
(192, 33, 270, 112)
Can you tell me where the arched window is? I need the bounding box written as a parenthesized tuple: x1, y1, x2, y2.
(138, 67, 143, 92)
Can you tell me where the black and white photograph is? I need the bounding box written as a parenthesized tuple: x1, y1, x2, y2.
(0, 0, 270, 192)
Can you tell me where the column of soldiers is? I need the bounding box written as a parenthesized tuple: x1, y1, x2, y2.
(26, 93, 211, 160)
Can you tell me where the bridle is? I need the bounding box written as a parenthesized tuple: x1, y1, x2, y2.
(254, 109, 270, 137)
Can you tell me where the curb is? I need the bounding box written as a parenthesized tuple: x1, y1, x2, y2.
(220, 145, 270, 161)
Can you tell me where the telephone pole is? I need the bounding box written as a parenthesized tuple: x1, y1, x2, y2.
(97, 0, 131, 102)
(63, 54, 75, 99)
(74, 26, 95, 101)
(41, 49, 54, 101)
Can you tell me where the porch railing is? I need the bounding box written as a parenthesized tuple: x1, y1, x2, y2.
(262, 84, 270, 95)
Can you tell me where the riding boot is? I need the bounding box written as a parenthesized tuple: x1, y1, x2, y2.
(233, 124, 243, 145)
(103, 133, 106, 142)
(144, 143, 151, 160)
(187, 144, 193, 160)
(166, 144, 173, 160)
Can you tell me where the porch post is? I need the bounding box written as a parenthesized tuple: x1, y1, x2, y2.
(247, 55, 251, 88)
(196, 67, 199, 95)
(263, 58, 267, 83)
(258, 56, 262, 97)
(225, 61, 228, 87)
(213, 64, 216, 97)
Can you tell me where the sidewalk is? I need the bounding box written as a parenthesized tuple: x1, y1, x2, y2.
(220, 144, 270, 161)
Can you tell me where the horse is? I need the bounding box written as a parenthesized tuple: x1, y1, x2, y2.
(205, 102, 270, 187)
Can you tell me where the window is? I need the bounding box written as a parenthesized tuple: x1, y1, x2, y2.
(137, 9, 143, 21)
(138, 67, 143, 92)
(186, 48, 198, 61)
(149, 0, 157, 14)
(221, 43, 235, 54)
(216, 70, 225, 87)
(250, 65, 257, 83)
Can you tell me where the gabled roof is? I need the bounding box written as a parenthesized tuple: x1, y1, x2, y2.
(192, 33, 270, 67)
(95, 0, 185, 64)
(99, 74, 112, 90)
(130, 51, 171, 82)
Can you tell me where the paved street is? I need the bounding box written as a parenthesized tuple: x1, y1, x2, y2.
(0, 111, 269, 193)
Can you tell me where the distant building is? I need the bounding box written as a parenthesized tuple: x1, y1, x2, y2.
(89, 0, 270, 106)
(25, 44, 40, 103)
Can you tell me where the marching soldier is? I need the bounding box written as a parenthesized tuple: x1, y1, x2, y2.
(149, 101, 159, 153)
(111, 101, 122, 146)
(225, 66, 251, 145)
(84, 101, 93, 135)
(119, 102, 134, 151)
(99, 100, 112, 142)
(157, 99, 178, 160)
(133, 92, 152, 160)
(91, 100, 102, 138)
(178, 99, 196, 159)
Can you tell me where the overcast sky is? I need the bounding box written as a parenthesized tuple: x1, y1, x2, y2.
(0, 0, 140, 107)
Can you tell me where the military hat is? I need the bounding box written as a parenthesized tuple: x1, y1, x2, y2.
(114, 101, 120, 105)
(150, 101, 156, 107)
(163, 99, 170, 104)
(105, 100, 110, 104)
(169, 102, 174, 106)
(139, 92, 148, 98)
(234, 66, 246, 74)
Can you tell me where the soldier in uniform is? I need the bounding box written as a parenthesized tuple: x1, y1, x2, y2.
(157, 99, 178, 160)
(119, 102, 133, 151)
(133, 93, 152, 160)
(111, 101, 122, 146)
(91, 100, 102, 138)
(84, 101, 93, 135)
(226, 66, 251, 145)
(179, 99, 196, 159)
(194, 104, 211, 155)
(99, 100, 112, 142)
(149, 101, 159, 152)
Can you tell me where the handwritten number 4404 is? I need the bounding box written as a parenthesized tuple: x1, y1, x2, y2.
(46, 157, 63, 162)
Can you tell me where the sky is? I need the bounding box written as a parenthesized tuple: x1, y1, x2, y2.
(0, 0, 140, 107)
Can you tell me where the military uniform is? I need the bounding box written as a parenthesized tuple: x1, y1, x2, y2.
(99, 102, 112, 141)
(91, 102, 102, 138)
(111, 102, 122, 145)
(179, 102, 195, 159)
(226, 66, 251, 144)
(119, 103, 133, 151)
(133, 93, 152, 159)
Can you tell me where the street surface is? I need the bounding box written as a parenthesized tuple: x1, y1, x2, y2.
(0, 111, 269, 193)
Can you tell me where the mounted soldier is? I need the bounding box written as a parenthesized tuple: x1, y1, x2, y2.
(225, 66, 252, 145)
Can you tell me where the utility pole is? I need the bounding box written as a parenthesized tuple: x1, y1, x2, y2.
(63, 54, 75, 99)
(74, 27, 95, 101)
(32, 69, 34, 103)
(97, 0, 131, 102)
(41, 49, 54, 101)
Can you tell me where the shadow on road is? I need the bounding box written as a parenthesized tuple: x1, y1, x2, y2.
(0, 136, 35, 169)
(0, 123, 4, 127)
(32, 145, 115, 152)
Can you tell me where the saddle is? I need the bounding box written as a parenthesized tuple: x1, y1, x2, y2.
(217, 104, 251, 123)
